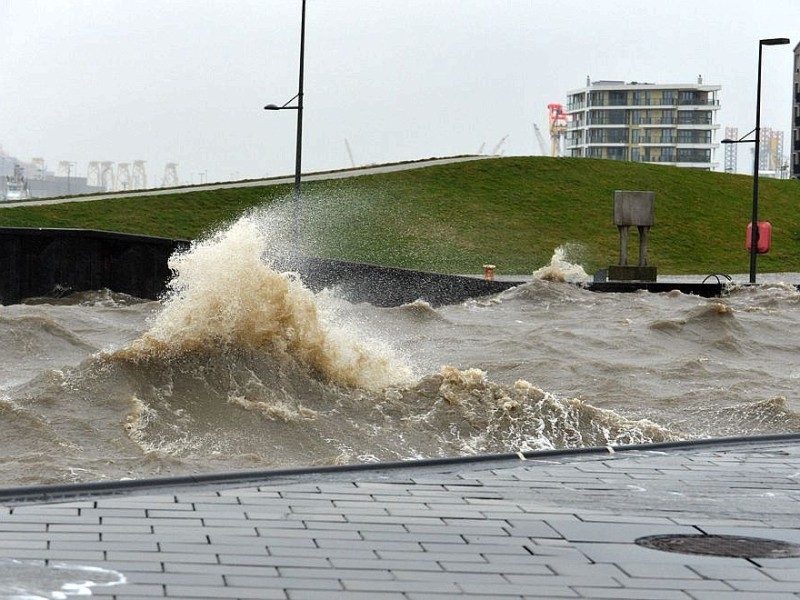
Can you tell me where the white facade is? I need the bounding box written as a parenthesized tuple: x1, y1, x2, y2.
(566, 79, 721, 170)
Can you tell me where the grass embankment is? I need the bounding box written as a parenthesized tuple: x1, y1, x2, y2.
(1, 157, 799, 275)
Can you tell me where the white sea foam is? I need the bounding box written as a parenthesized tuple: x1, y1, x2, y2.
(532, 245, 590, 283)
(118, 214, 414, 391)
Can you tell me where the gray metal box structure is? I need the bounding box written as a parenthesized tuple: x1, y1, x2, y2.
(614, 190, 655, 227)
(610, 190, 656, 281)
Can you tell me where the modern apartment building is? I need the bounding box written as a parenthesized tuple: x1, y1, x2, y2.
(792, 42, 800, 179)
(565, 78, 721, 170)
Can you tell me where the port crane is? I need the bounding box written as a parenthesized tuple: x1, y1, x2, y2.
(547, 103, 568, 157)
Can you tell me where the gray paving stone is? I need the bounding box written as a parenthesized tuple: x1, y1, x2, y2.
(0, 437, 798, 598)
(758, 566, 800, 582)
(287, 591, 404, 600)
(361, 530, 461, 543)
(125, 572, 224, 586)
(0, 539, 46, 549)
(455, 582, 579, 597)
(571, 587, 691, 599)
(694, 525, 800, 545)
(750, 556, 800, 569)
(687, 593, 798, 600)
(618, 562, 705, 579)
(0, 521, 48, 531)
(163, 563, 279, 577)
(227, 575, 344, 590)
(503, 519, 563, 538)
(268, 545, 376, 560)
(318, 537, 421, 551)
(546, 521, 699, 543)
(438, 561, 552, 575)
(91, 583, 166, 597)
(0, 547, 105, 561)
(612, 575, 733, 591)
(377, 550, 486, 563)
(393, 569, 507, 584)
(101, 559, 168, 573)
(278, 566, 394, 581)
(506, 567, 612, 586)
(330, 558, 442, 572)
(344, 578, 461, 593)
(303, 521, 404, 533)
(727, 579, 800, 593)
(166, 585, 285, 598)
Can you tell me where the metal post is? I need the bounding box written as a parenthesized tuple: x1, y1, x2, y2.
(293, 0, 306, 255)
(749, 37, 790, 284)
(749, 43, 763, 284)
(264, 0, 307, 255)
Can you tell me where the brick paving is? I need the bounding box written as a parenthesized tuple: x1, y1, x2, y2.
(0, 435, 799, 599)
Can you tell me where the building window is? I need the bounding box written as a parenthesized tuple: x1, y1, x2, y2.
(678, 111, 711, 125)
(677, 148, 711, 163)
(609, 91, 627, 106)
(677, 130, 710, 144)
(679, 91, 699, 105)
(607, 147, 628, 160)
(589, 91, 605, 106)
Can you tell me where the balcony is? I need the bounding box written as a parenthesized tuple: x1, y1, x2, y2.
(677, 99, 720, 107)
(639, 137, 676, 145)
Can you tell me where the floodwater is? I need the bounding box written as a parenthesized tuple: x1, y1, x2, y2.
(1, 212, 799, 487)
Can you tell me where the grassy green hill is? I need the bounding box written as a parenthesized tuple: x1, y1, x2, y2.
(1, 156, 799, 276)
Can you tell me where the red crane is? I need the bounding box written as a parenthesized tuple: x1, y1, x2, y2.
(547, 103, 568, 157)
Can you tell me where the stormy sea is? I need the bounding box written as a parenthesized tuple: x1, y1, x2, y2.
(1, 209, 799, 487)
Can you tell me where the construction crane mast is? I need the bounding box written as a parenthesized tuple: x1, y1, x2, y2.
(547, 103, 568, 157)
(533, 123, 548, 156)
(344, 139, 356, 168)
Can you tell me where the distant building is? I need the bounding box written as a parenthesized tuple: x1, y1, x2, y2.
(723, 126, 739, 173)
(565, 78, 721, 170)
(1, 151, 105, 200)
(758, 128, 786, 178)
(792, 42, 800, 179)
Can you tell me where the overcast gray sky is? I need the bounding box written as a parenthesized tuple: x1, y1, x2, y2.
(0, 0, 797, 184)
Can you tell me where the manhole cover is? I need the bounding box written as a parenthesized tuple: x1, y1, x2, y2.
(635, 534, 800, 558)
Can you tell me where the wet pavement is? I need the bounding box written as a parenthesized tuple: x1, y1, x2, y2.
(0, 435, 799, 598)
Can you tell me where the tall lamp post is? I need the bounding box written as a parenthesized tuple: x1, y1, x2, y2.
(722, 37, 790, 284)
(264, 0, 306, 254)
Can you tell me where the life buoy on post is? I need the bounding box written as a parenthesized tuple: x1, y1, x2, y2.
(746, 221, 772, 254)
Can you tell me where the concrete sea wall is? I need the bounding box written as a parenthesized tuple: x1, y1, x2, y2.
(0, 228, 188, 304)
(0, 228, 516, 306)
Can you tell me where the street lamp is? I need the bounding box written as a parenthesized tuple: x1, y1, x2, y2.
(721, 37, 790, 284)
(265, 0, 306, 254)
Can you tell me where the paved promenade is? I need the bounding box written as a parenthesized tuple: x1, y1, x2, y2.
(1, 435, 799, 599)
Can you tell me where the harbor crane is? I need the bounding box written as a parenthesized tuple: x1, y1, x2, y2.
(547, 103, 568, 157)
(491, 135, 509, 155)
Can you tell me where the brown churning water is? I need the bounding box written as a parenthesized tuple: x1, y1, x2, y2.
(0, 212, 799, 487)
